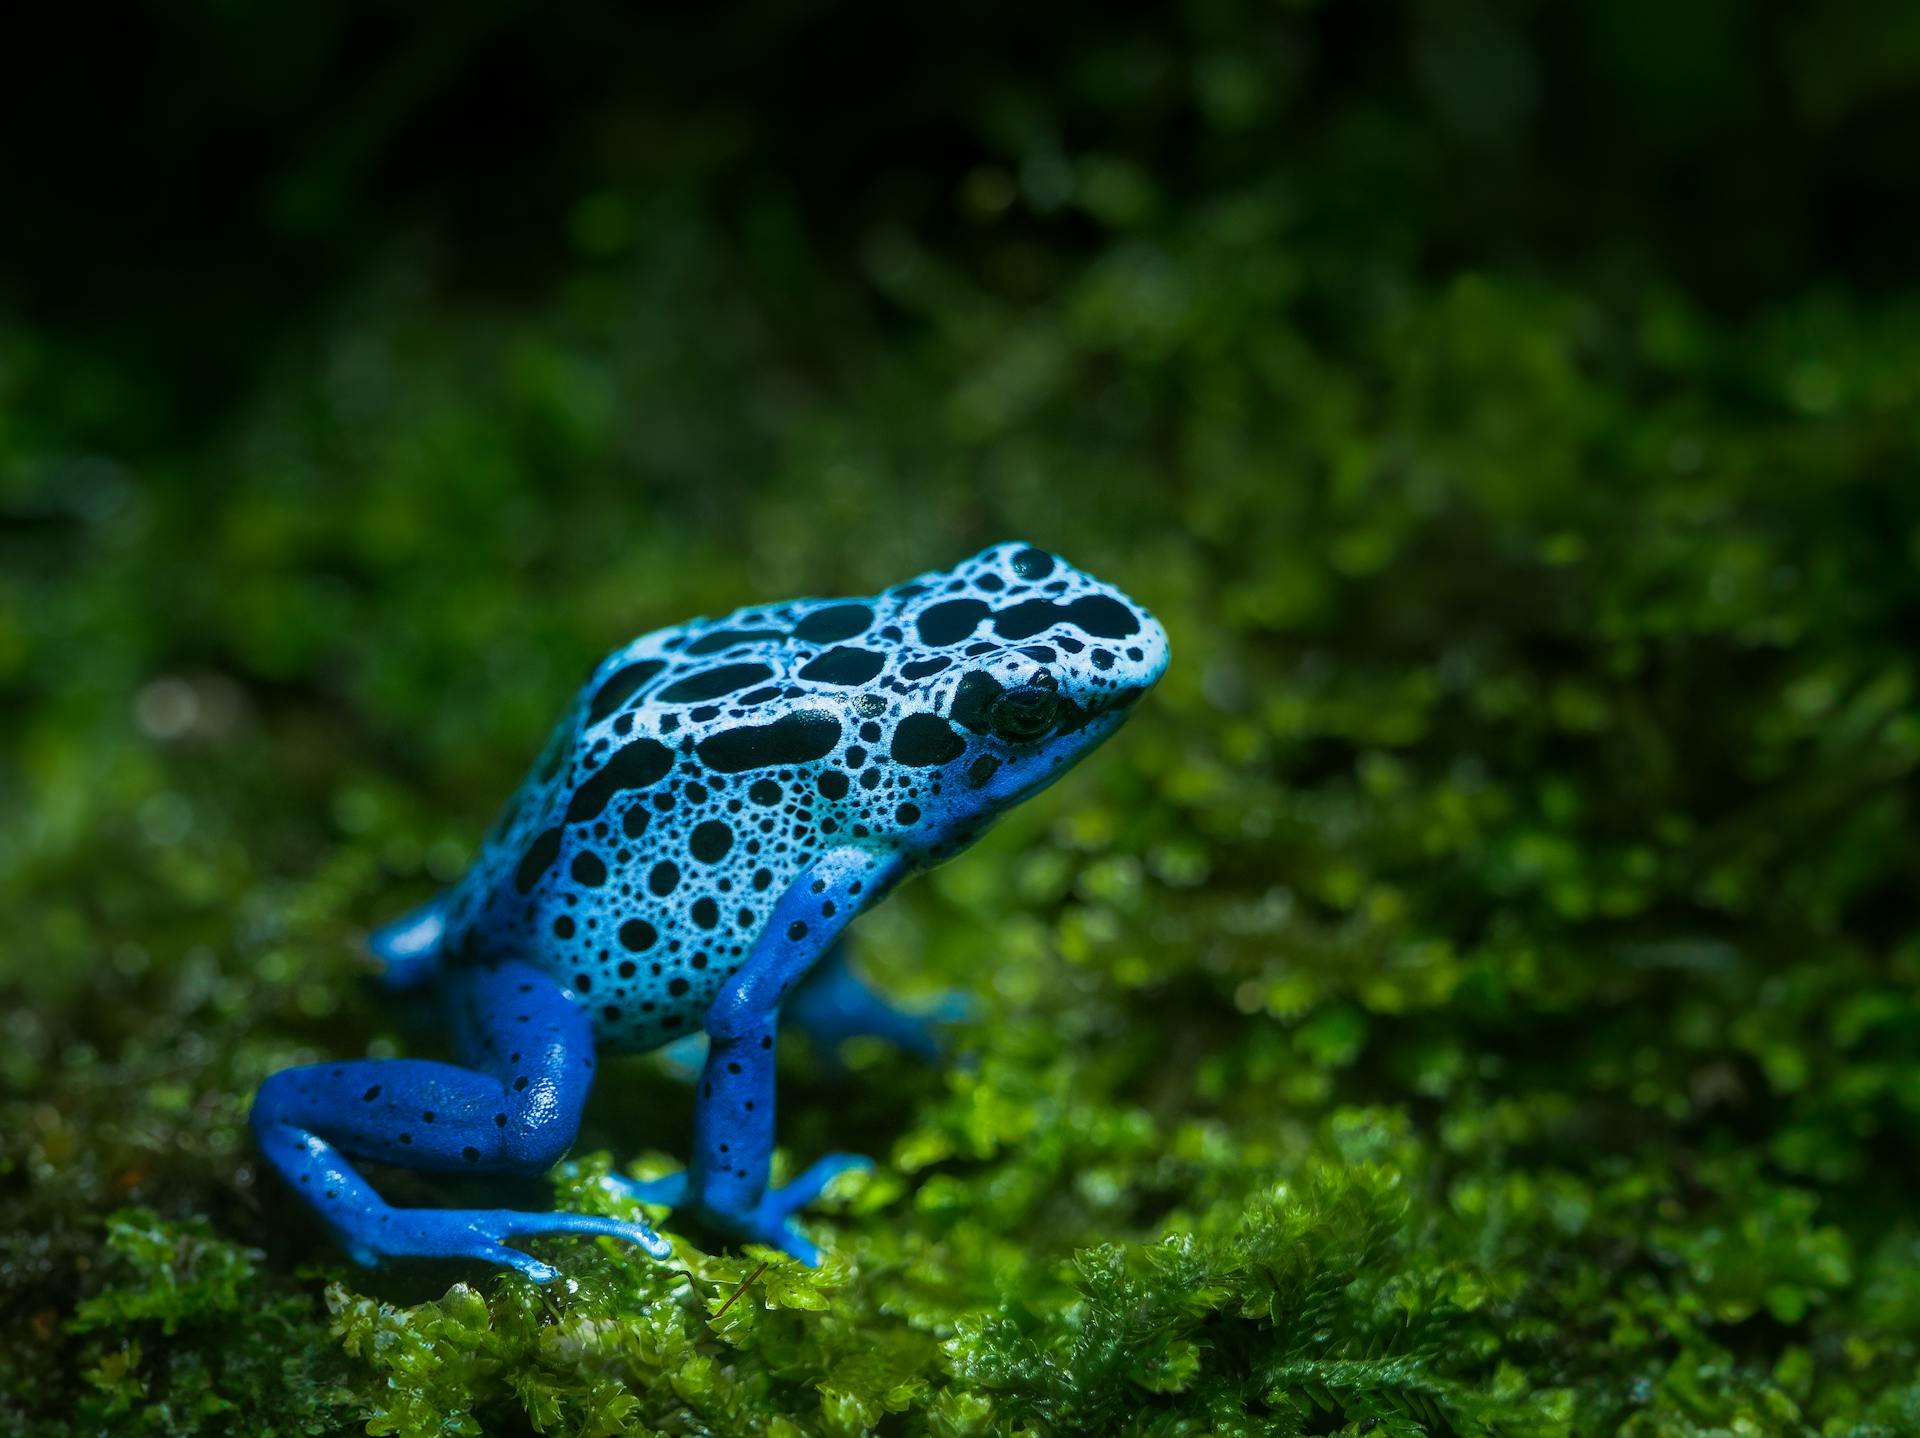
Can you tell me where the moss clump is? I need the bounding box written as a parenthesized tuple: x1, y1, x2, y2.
(6, 2, 1920, 1433)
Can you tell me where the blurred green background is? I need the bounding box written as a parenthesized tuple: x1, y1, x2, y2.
(5, 2, 1920, 1434)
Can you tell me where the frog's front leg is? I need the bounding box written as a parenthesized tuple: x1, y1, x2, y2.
(251, 959, 669, 1281)
(623, 846, 905, 1264)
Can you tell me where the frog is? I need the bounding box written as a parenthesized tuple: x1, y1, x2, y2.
(252, 542, 1170, 1280)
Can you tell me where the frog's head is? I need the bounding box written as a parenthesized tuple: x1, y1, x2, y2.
(875, 541, 1169, 849)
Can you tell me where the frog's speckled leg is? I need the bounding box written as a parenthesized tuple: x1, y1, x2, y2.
(621, 846, 904, 1264)
(251, 960, 669, 1280)
(784, 940, 968, 1064)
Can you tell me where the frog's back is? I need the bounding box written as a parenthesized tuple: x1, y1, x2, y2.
(431, 546, 1168, 1054)
(436, 590, 923, 1050)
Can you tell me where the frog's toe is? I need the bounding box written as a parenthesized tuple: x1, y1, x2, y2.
(608, 1154, 870, 1265)
(759, 1219, 824, 1267)
(587, 1168, 689, 1210)
(491, 1209, 674, 1263)
(737, 1153, 872, 1265)
(357, 1205, 673, 1281)
(771, 1152, 873, 1212)
(894, 989, 979, 1060)
(925, 989, 980, 1025)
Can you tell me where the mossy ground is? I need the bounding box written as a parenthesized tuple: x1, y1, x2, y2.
(4, 4, 1920, 1434)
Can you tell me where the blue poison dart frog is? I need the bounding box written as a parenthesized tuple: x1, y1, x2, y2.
(252, 543, 1169, 1279)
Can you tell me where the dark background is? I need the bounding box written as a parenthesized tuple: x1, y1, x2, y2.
(4, 1, 1916, 444)
(6, 3, 1920, 1434)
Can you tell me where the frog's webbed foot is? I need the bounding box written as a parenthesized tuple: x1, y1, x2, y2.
(599, 1154, 872, 1265)
(353, 1206, 671, 1282)
(656, 977, 971, 1087)
(784, 941, 974, 1068)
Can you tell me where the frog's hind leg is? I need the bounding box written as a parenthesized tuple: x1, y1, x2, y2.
(251, 959, 668, 1280)
(783, 940, 971, 1066)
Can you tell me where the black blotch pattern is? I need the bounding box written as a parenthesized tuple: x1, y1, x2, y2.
(697, 712, 842, 773)
(993, 595, 1140, 641)
(1070, 596, 1142, 638)
(464, 543, 1161, 1046)
(892, 713, 967, 767)
(1012, 548, 1055, 579)
(917, 598, 990, 646)
(660, 663, 775, 703)
(949, 670, 1006, 732)
(514, 826, 563, 893)
(799, 646, 886, 686)
(686, 628, 786, 655)
(690, 820, 734, 862)
(565, 737, 673, 823)
(792, 604, 873, 643)
(587, 660, 665, 722)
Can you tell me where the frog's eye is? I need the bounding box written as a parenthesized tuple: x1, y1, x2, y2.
(988, 685, 1060, 742)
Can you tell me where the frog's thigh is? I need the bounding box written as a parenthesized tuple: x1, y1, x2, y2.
(687, 847, 902, 1218)
(254, 961, 593, 1191)
(251, 962, 668, 1277)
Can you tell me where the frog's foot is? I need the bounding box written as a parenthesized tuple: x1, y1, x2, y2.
(801, 989, 976, 1075)
(597, 1154, 871, 1265)
(348, 1205, 672, 1283)
(785, 946, 975, 1066)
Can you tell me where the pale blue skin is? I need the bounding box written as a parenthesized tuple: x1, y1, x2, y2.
(252, 543, 1169, 1279)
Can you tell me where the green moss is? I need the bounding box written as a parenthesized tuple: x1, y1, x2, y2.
(7, 2, 1920, 1433)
